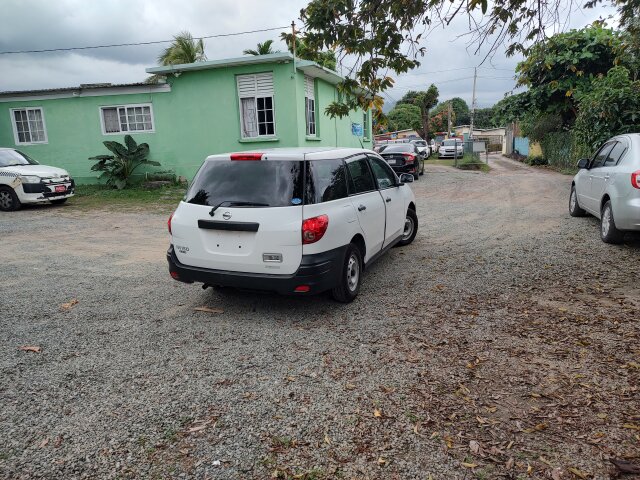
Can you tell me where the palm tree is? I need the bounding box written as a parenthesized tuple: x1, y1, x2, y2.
(158, 31, 207, 65)
(243, 40, 278, 56)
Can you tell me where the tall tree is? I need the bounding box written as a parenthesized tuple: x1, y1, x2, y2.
(416, 85, 439, 140)
(280, 32, 337, 71)
(243, 40, 279, 56)
(299, 0, 637, 117)
(158, 31, 206, 65)
(386, 104, 422, 132)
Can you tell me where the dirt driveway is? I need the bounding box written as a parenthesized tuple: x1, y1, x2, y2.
(1, 156, 639, 479)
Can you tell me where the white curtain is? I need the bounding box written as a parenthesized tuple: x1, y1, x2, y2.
(103, 108, 120, 133)
(241, 98, 258, 138)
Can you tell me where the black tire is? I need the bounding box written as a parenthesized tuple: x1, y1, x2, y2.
(413, 160, 420, 180)
(0, 186, 21, 212)
(331, 243, 363, 303)
(569, 186, 586, 217)
(600, 200, 624, 244)
(398, 208, 418, 246)
(50, 198, 68, 205)
(419, 157, 425, 176)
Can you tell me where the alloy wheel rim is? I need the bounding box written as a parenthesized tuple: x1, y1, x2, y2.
(570, 190, 576, 211)
(402, 216, 414, 240)
(346, 254, 359, 291)
(0, 191, 12, 209)
(602, 206, 611, 236)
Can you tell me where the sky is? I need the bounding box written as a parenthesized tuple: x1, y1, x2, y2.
(0, 0, 618, 110)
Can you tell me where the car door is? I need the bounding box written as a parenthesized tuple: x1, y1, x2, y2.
(586, 141, 616, 214)
(345, 156, 385, 262)
(593, 139, 629, 211)
(367, 154, 405, 246)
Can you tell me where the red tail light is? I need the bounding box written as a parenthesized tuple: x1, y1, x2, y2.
(230, 153, 263, 161)
(168, 212, 174, 234)
(294, 285, 310, 293)
(632, 170, 640, 189)
(302, 215, 329, 244)
(402, 153, 416, 161)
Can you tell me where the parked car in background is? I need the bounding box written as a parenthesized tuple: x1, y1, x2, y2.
(410, 139, 430, 157)
(569, 133, 640, 244)
(167, 147, 418, 303)
(438, 139, 464, 159)
(378, 143, 425, 179)
(0, 148, 74, 211)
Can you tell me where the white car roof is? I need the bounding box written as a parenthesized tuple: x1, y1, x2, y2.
(205, 147, 375, 162)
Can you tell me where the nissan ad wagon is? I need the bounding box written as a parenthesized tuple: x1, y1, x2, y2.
(167, 148, 418, 302)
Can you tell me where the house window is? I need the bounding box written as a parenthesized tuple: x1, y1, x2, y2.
(237, 73, 275, 138)
(11, 108, 47, 144)
(304, 75, 316, 136)
(363, 110, 369, 139)
(100, 104, 154, 135)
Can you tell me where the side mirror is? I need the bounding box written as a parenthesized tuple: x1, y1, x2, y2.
(399, 173, 414, 184)
(577, 158, 590, 169)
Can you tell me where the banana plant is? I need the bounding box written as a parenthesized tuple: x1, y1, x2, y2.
(89, 135, 160, 189)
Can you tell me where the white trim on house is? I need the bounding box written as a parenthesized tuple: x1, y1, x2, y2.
(9, 107, 48, 145)
(0, 84, 171, 103)
(98, 103, 156, 135)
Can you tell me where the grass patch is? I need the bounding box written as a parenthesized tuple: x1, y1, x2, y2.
(425, 158, 456, 167)
(68, 184, 186, 212)
(455, 153, 490, 172)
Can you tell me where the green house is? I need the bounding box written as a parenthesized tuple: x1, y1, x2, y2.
(0, 53, 373, 184)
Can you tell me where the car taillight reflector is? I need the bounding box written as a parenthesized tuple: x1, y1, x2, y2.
(302, 214, 329, 244)
(632, 170, 640, 189)
(230, 153, 263, 161)
(168, 212, 174, 234)
(402, 153, 415, 160)
(294, 285, 310, 293)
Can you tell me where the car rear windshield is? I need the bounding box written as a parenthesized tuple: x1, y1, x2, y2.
(381, 144, 413, 153)
(186, 160, 304, 207)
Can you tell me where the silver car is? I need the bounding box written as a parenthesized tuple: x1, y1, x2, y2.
(569, 133, 640, 243)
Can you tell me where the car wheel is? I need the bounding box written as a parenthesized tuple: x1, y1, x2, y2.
(0, 186, 21, 211)
(50, 198, 68, 205)
(600, 200, 624, 244)
(419, 158, 425, 176)
(569, 186, 586, 217)
(413, 161, 420, 180)
(398, 208, 418, 247)
(331, 243, 362, 303)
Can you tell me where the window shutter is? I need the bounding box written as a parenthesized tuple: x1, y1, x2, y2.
(304, 76, 314, 99)
(237, 73, 274, 98)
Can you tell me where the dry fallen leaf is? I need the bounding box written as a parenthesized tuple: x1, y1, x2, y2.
(567, 467, 588, 479)
(39, 438, 49, 448)
(19, 346, 41, 353)
(377, 457, 386, 465)
(506, 458, 514, 470)
(622, 423, 640, 430)
(413, 422, 420, 434)
(551, 467, 563, 480)
(193, 306, 224, 314)
(60, 299, 79, 311)
(462, 462, 478, 468)
(469, 440, 481, 455)
(179, 448, 189, 455)
(345, 383, 356, 390)
(610, 459, 640, 474)
(324, 433, 331, 445)
(373, 408, 382, 418)
(527, 463, 533, 475)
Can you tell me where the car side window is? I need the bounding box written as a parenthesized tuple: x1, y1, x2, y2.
(346, 157, 376, 194)
(305, 159, 349, 204)
(605, 141, 628, 166)
(367, 155, 397, 189)
(591, 142, 615, 169)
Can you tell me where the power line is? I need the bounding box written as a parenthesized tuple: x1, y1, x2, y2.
(393, 76, 476, 90)
(0, 26, 289, 55)
(404, 67, 474, 76)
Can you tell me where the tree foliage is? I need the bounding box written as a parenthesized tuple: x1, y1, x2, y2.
(473, 107, 498, 128)
(158, 31, 206, 65)
(574, 66, 640, 148)
(280, 32, 337, 71)
(88, 135, 160, 190)
(516, 25, 627, 124)
(386, 104, 422, 132)
(299, 0, 636, 117)
(491, 92, 532, 126)
(243, 40, 279, 56)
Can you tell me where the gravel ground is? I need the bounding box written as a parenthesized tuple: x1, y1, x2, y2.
(1, 155, 639, 480)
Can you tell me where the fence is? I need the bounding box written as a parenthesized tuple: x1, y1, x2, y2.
(539, 132, 591, 171)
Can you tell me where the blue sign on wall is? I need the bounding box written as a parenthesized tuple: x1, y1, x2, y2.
(351, 123, 363, 137)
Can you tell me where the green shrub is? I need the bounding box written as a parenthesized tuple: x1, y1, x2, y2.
(539, 131, 591, 171)
(527, 155, 548, 166)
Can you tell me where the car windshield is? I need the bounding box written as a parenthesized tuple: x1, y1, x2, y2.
(381, 144, 413, 153)
(186, 160, 304, 207)
(0, 149, 39, 167)
(413, 141, 426, 146)
(442, 140, 461, 146)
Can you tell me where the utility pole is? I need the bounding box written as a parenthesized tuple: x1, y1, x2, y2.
(291, 21, 296, 75)
(447, 101, 452, 139)
(469, 67, 477, 140)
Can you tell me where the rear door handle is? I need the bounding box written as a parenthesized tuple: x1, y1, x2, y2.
(604, 175, 610, 180)
(385, 197, 391, 203)
(358, 204, 366, 211)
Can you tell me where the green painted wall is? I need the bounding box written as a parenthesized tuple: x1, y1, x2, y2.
(0, 61, 372, 184)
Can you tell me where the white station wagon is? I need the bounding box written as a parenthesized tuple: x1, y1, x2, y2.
(167, 148, 418, 302)
(0, 148, 74, 211)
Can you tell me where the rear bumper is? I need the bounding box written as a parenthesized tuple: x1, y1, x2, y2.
(615, 196, 640, 231)
(390, 163, 416, 175)
(167, 244, 347, 295)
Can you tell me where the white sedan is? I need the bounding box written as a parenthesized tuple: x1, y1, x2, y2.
(569, 133, 640, 243)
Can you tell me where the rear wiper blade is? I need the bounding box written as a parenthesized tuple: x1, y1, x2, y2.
(209, 201, 269, 217)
